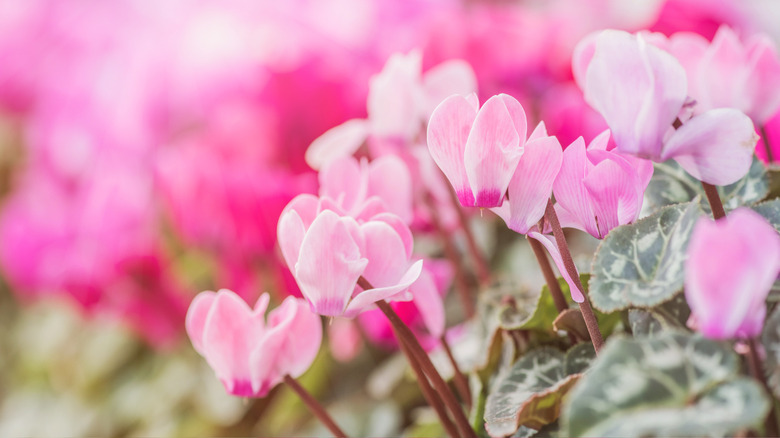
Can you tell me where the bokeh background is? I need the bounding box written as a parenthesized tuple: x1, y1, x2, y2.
(0, 0, 779, 436)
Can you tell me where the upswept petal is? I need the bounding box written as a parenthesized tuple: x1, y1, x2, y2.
(295, 211, 368, 317)
(572, 32, 598, 91)
(745, 34, 780, 123)
(427, 94, 479, 206)
(527, 233, 584, 303)
(699, 26, 748, 113)
(585, 30, 687, 158)
(464, 94, 524, 207)
(369, 212, 414, 259)
(553, 137, 599, 237)
(281, 193, 320, 229)
(202, 290, 267, 396)
(685, 209, 780, 339)
(421, 59, 478, 116)
(527, 121, 548, 142)
(277, 209, 307, 272)
(367, 156, 413, 223)
(343, 259, 423, 318)
(360, 220, 413, 288)
(185, 290, 217, 355)
(409, 265, 445, 339)
(499, 136, 562, 234)
(663, 108, 757, 185)
(583, 159, 637, 238)
(305, 119, 370, 171)
(319, 156, 366, 213)
(368, 51, 423, 139)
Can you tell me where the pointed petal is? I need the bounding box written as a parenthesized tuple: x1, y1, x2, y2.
(464, 94, 524, 207)
(745, 34, 780, 124)
(344, 260, 423, 317)
(527, 233, 584, 302)
(527, 121, 548, 142)
(295, 211, 368, 317)
(427, 94, 478, 206)
(305, 119, 369, 170)
(553, 137, 599, 237)
(185, 290, 217, 355)
(501, 136, 562, 234)
(664, 108, 757, 185)
(319, 156, 365, 213)
(368, 156, 413, 223)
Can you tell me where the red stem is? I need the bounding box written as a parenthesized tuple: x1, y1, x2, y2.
(701, 182, 726, 220)
(745, 338, 779, 437)
(446, 187, 491, 287)
(441, 335, 472, 410)
(543, 199, 604, 353)
(283, 375, 348, 437)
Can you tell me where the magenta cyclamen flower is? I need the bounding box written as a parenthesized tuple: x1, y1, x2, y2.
(554, 130, 653, 239)
(428, 93, 552, 208)
(685, 209, 780, 340)
(186, 290, 322, 397)
(574, 29, 758, 186)
(278, 207, 423, 318)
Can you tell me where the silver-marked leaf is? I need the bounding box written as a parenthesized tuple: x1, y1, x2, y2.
(589, 202, 703, 312)
(561, 332, 770, 437)
(563, 343, 596, 375)
(629, 293, 691, 337)
(762, 307, 780, 398)
(628, 309, 665, 337)
(752, 198, 780, 233)
(645, 157, 768, 214)
(485, 348, 573, 437)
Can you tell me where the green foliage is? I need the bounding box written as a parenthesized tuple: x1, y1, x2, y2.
(589, 201, 703, 312)
(484, 344, 595, 437)
(561, 332, 770, 437)
(762, 307, 780, 399)
(752, 198, 780, 233)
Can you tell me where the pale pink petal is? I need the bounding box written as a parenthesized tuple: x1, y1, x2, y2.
(281, 194, 320, 229)
(663, 108, 757, 185)
(360, 220, 413, 288)
(185, 290, 217, 355)
(368, 156, 413, 223)
(277, 209, 307, 272)
(699, 26, 748, 114)
(329, 318, 363, 362)
(553, 137, 599, 237)
(369, 212, 414, 259)
(202, 290, 265, 396)
(368, 51, 423, 139)
(527, 233, 584, 303)
(421, 59, 478, 116)
(685, 209, 780, 339)
(343, 260, 423, 318)
(745, 35, 780, 124)
(527, 121, 548, 143)
(585, 30, 687, 158)
(319, 156, 366, 213)
(305, 119, 370, 170)
(410, 267, 445, 339)
(499, 136, 562, 234)
(295, 211, 368, 317)
(464, 94, 523, 207)
(583, 159, 637, 238)
(572, 32, 598, 91)
(427, 94, 478, 206)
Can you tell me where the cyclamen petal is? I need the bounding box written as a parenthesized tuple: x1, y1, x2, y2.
(527, 232, 584, 303)
(186, 290, 321, 398)
(685, 209, 780, 339)
(305, 118, 370, 171)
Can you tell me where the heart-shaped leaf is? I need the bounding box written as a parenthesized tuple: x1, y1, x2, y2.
(589, 201, 703, 312)
(752, 198, 780, 233)
(561, 332, 770, 437)
(762, 307, 780, 398)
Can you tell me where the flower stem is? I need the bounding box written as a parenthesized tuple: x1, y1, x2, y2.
(360, 278, 475, 438)
(424, 192, 475, 319)
(283, 375, 348, 437)
(441, 335, 472, 410)
(745, 338, 779, 437)
(446, 187, 491, 287)
(544, 199, 604, 353)
(527, 235, 569, 314)
(762, 125, 774, 163)
(701, 182, 726, 220)
(398, 336, 461, 438)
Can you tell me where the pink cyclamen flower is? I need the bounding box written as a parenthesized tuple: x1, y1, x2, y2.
(186, 290, 322, 397)
(427, 93, 546, 208)
(574, 29, 758, 186)
(666, 25, 780, 125)
(685, 209, 780, 340)
(306, 50, 477, 170)
(278, 207, 423, 318)
(553, 130, 653, 239)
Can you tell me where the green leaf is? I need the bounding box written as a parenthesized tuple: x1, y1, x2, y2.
(484, 345, 594, 437)
(561, 332, 770, 437)
(761, 307, 780, 398)
(628, 293, 691, 337)
(645, 157, 768, 214)
(589, 201, 703, 312)
(752, 198, 780, 233)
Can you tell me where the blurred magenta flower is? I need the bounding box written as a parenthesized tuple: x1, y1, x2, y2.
(278, 208, 422, 318)
(575, 29, 758, 185)
(553, 130, 654, 239)
(428, 93, 537, 208)
(306, 50, 477, 170)
(685, 208, 780, 340)
(186, 290, 322, 398)
(666, 25, 780, 125)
